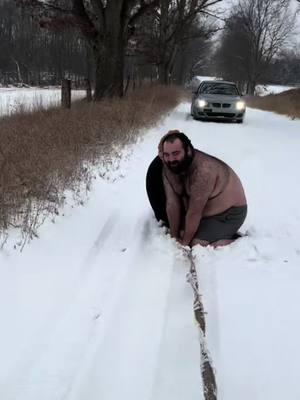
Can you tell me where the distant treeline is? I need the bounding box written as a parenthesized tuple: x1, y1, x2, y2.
(0, 2, 90, 86)
(1, 0, 300, 92)
(0, 1, 209, 89)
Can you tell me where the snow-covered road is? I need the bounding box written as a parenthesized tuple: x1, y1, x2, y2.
(1, 101, 300, 399)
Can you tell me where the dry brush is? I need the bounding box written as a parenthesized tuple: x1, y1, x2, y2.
(0, 84, 185, 248)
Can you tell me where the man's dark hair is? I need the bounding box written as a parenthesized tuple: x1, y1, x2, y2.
(162, 130, 194, 153)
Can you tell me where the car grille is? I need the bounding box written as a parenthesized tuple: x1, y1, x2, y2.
(212, 103, 231, 108)
(205, 112, 235, 118)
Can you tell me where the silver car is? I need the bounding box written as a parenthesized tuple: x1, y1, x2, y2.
(191, 80, 246, 123)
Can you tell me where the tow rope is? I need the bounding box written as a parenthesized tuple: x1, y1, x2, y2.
(185, 249, 218, 400)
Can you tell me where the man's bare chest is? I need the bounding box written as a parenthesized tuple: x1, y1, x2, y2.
(166, 173, 192, 197)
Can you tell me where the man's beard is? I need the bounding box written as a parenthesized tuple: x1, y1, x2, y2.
(166, 153, 193, 174)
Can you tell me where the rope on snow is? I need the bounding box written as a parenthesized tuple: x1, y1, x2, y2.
(185, 249, 218, 400)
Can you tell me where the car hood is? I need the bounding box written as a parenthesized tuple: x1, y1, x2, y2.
(197, 94, 242, 101)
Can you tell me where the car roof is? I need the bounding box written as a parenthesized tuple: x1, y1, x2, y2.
(200, 80, 236, 85)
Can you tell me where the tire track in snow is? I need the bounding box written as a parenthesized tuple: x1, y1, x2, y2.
(150, 255, 204, 400)
(66, 221, 189, 400)
(83, 210, 121, 274)
(8, 211, 143, 400)
(66, 219, 203, 400)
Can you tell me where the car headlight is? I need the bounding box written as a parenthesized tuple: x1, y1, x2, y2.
(196, 99, 207, 108)
(236, 101, 246, 110)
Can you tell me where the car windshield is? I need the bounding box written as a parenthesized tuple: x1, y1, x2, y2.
(199, 83, 239, 95)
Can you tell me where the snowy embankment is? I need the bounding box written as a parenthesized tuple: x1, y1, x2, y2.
(0, 87, 86, 116)
(1, 95, 300, 399)
(255, 84, 298, 96)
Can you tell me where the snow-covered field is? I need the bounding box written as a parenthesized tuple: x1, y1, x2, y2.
(0, 87, 86, 116)
(1, 90, 300, 399)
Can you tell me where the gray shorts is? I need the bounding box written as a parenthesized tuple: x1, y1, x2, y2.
(194, 205, 247, 243)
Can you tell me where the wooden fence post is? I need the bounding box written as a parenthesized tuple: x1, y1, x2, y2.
(85, 78, 92, 102)
(61, 79, 71, 108)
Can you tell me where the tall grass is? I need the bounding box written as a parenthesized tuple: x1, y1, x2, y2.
(246, 88, 300, 120)
(0, 84, 185, 248)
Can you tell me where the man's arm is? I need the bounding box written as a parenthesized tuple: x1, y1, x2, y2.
(182, 164, 215, 246)
(163, 173, 181, 239)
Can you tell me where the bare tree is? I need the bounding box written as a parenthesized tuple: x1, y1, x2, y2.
(130, 4, 219, 85)
(172, 32, 214, 84)
(16, 0, 159, 100)
(213, 13, 252, 91)
(237, 0, 295, 93)
(213, 0, 296, 94)
(268, 49, 300, 85)
(186, 36, 215, 79)
(135, 0, 222, 84)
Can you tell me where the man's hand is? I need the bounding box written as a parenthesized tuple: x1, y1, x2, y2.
(177, 230, 190, 247)
(177, 237, 190, 247)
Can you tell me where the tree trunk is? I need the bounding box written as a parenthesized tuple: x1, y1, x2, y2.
(61, 79, 71, 108)
(93, 32, 125, 100)
(158, 63, 170, 84)
(158, 1, 169, 85)
(158, 37, 179, 85)
(246, 79, 256, 95)
(12, 58, 23, 85)
(85, 78, 92, 102)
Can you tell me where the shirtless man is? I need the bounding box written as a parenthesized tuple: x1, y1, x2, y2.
(148, 130, 247, 247)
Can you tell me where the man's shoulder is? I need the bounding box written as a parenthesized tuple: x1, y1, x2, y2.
(194, 149, 213, 160)
(194, 149, 228, 169)
(189, 150, 225, 182)
(191, 150, 213, 169)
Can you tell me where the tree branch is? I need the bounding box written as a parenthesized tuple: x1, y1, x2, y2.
(129, 0, 159, 27)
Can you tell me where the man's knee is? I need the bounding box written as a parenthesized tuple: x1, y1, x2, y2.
(192, 237, 237, 248)
(211, 239, 234, 247)
(191, 239, 210, 247)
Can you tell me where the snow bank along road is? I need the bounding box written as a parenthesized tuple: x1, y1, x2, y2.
(1, 102, 300, 400)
